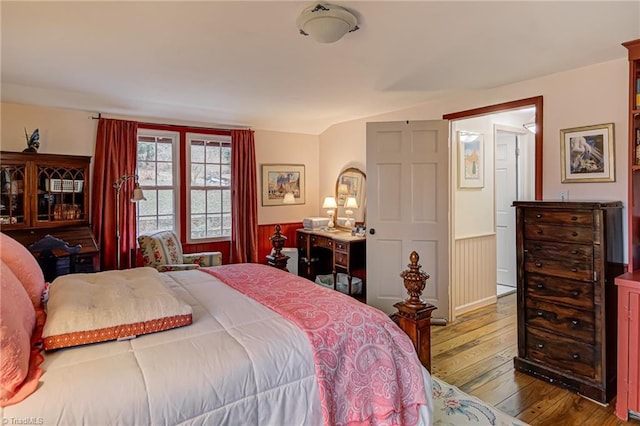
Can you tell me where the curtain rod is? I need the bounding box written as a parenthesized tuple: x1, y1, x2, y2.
(89, 112, 250, 132)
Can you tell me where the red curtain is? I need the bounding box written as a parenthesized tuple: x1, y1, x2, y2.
(91, 118, 139, 270)
(230, 129, 259, 263)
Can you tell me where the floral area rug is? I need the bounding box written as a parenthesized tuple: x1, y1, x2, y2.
(432, 376, 530, 426)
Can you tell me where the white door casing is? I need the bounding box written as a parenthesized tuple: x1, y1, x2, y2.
(366, 120, 450, 319)
(495, 127, 521, 288)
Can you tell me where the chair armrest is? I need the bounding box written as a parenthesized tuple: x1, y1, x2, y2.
(156, 264, 200, 272)
(183, 252, 222, 267)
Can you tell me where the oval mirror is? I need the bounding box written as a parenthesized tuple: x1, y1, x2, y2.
(334, 167, 366, 230)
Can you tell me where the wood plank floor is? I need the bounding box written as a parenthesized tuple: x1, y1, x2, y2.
(430, 293, 640, 426)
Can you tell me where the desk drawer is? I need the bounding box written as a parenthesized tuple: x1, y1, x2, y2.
(311, 235, 333, 249)
(335, 251, 348, 267)
(524, 209, 593, 227)
(335, 241, 348, 252)
(526, 326, 596, 379)
(524, 224, 593, 244)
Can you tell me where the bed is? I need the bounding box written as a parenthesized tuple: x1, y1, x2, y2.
(0, 233, 434, 425)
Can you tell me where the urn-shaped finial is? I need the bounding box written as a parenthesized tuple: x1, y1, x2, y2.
(399, 251, 430, 308)
(269, 224, 287, 256)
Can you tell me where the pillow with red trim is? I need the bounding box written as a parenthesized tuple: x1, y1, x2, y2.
(0, 260, 43, 407)
(0, 233, 46, 308)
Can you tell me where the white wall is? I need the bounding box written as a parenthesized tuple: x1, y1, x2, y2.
(0, 102, 321, 226)
(319, 58, 629, 262)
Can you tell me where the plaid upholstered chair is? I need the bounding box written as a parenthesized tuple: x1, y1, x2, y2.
(138, 230, 222, 272)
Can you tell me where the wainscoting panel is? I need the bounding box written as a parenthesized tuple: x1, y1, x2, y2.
(452, 234, 497, 319)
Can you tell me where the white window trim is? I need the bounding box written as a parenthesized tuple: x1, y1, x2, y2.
(185, 132, 232, 244)
(136, 128, 181, 239)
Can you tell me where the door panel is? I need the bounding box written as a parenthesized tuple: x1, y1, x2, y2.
(366, 120, 449, 318)
(495, 129, 518, 287)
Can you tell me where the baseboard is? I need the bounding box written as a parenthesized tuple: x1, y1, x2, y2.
(454, 295, 497, 316)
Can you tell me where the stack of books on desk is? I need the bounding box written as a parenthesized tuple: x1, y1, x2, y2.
(303, 217, 330, 230)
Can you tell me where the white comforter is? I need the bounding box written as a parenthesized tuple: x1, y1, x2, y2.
(1, 269, 433, 425)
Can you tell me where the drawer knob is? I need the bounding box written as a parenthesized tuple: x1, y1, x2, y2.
(572, 354, 580, 360)
(571, 216, 578, 221)
(537, 343, 544, 349)
(571, 268, 578, 273)
(536, 214, 542, 218)
(571, 320, 579, 326)
(536, 283, 544, 289)
(572, 232, 578, 237)
(571, 250, 578, 254)
(536, 229, 543, 234)
(572, 291, 579, 297)
(535, 262, 542, 268)
(534, 246, 541, 251)
(537, 311, 544, 317)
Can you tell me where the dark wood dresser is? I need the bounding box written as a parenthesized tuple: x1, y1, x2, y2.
(513, 200, 624, 404)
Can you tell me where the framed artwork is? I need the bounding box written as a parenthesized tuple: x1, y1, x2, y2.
(560, 123, 615, 183)
(261, 164, 305, 206)
(335, 167, 365, 208)
(457, 131, 484, 188)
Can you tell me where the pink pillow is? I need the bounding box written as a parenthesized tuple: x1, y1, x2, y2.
(0, 260, 43, 406)
(0, 233, 46, 308)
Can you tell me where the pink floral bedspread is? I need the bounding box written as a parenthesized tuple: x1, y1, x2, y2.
(200, 264, 427, 426)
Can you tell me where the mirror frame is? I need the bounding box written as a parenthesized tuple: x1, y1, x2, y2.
(334, 167, 366, 230)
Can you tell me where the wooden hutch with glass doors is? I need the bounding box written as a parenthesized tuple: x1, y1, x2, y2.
(0, 151, 99, 274)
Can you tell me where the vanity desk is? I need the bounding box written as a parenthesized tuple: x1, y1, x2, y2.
(296, 228, 366, 300)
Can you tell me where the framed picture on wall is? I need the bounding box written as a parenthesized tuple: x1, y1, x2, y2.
(457, 131, 484, 188)
(560, 123, 615, 183)
(261, 164, 305, 206)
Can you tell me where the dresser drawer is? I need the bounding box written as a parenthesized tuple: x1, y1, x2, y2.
(335, 251, 348, 267)
(524, 256, 592, 281)
(526, 299, 595, 343)
(524, 209, 593, 227)
(524, 224, 593, 244)
(526, 327, 596, 379)
(524, 240, 592, 262)
(526, 273, 594, 310)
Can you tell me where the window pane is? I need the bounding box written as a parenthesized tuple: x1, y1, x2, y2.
(157, 190, 173, 215)
(191, 190, 206, 214)
(191, 164, 205, 186)
(207, 190, 221, 213)
(158, 216, 174, 231)
(205, 164, 221, 187)
(221, 165, 231, 186)
(221, 146, 231, 164)
(157, 162, 173, 186)
(191, 144, 205, 163)
(191, 214, 206, 239)
(222, 189, 231, 213)
(138, 161, 156, 186)
(138, 217, 158, 234)
(206, 145, 220, 163)
(138, 142, 156, 161)
(222, 213, 232, 232)
(157, 143, 172, 162)
(207, 215, 222, 238)
(138, 190, 157, 216)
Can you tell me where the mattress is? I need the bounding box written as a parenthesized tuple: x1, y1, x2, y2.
(1, 268, 433, 425)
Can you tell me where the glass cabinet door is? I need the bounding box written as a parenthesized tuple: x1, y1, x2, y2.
(36, 165, 86, 224)
(0, 163, 27, 226)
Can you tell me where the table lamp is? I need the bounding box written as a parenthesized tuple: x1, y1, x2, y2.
(322, 196, 337, 229)
(344, 196, 358, 228)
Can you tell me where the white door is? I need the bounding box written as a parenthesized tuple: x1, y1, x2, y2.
(366, 120, 450, 319)
(495, 128, 519, 287)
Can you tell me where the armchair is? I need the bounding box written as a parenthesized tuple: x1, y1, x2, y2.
(138, 230, 222, 272)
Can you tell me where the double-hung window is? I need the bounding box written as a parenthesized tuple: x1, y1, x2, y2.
(135, 128, 232, 242)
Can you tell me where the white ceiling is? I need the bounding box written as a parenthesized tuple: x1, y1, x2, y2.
(2, 1, 639, 135)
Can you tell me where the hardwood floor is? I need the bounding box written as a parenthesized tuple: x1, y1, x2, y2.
(430, 293, 640, 425)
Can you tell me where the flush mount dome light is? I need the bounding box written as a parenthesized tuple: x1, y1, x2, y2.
(297, 3, 359, 44)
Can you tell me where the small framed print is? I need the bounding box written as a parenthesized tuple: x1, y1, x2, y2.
(457, 131, 484, 189)
(560, 123, 615, 183)
(261, 164, 305, 206)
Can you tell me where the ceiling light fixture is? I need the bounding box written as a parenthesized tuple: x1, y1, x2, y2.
(523, 122, 537, 134)
(297, 3, 359, 44)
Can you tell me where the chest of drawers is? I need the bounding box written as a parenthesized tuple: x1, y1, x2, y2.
(513, 201, 623, 404)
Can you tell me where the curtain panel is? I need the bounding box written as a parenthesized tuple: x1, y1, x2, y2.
(230, 129, 259, 263)
(91, 118, 139, 270)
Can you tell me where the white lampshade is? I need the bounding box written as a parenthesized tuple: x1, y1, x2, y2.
(322, 196, 338, 209)
(297, 3, 359, 44)
(283, 192, 295, 204)
(344, 196, 358, 209)
(130, 184, 146, 202)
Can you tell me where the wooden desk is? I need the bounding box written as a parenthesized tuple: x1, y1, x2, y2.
(296, 228, 366, 299)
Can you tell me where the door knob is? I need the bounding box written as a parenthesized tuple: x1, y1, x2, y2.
(369, 228, 376, 235)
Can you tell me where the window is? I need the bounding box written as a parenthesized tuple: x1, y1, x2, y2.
(187, 133, 232, 241)
(135, 128, 232, 242)
(136, 130, 179, 236)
